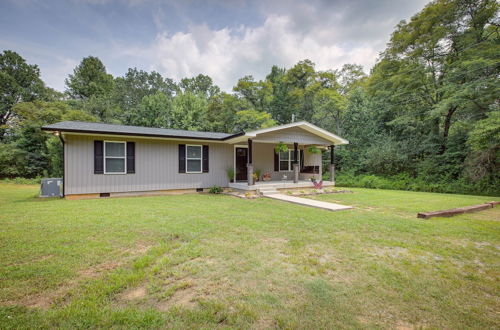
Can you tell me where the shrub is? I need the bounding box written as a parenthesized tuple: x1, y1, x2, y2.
(335, 171, 499, 196)
(208, 186, 223, 194)
(1, 177, 42, 185)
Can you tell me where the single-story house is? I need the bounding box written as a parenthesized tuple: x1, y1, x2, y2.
(42, 121, 348, 199)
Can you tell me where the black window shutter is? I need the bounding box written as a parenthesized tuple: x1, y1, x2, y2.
(274, 150, 279, 171)
(94, 140, 103, 174)
(126, 142, 135, 174)
(202, 145, 209, 173)
(300, 150, 304, 171)
(178, 144, 186, 173)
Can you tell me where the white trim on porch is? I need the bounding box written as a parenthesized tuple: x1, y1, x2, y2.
(225, 121, 349, 145)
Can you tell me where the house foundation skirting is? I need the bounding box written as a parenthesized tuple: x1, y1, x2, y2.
(64, 188, 211, 200)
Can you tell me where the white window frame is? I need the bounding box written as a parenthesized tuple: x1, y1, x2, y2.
(279, 149, 300, 172)
(104, 141, 127, 174)
(186, 144, 203, 174)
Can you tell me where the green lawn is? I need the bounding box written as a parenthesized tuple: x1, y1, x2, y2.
(0, 184, 499, 329)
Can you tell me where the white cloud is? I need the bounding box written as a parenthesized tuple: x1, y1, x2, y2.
(143, 14, 385, 91)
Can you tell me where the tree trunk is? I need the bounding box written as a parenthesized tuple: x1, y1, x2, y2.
(439, 105, 458, 155)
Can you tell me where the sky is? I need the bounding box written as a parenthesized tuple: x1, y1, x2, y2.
(0, 0, 431, 92)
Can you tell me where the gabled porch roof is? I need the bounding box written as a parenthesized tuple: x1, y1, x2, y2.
(225, 121, 348, 145)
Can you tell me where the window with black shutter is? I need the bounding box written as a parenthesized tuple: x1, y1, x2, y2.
(179, 144, 186, 173)
(94, 140, 104, 174)
(126, 142, 135, 174)
(202, 145, 209, 173)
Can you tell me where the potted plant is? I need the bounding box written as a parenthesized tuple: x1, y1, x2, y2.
(262, 172, 271, 181)
(226, 168, 235, 183)
(254, 169, 262, 181)
(275, 141, 288, 153)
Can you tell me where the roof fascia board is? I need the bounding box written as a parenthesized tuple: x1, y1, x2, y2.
(42, 127, 242, 142)
(55, 131, 228, 144)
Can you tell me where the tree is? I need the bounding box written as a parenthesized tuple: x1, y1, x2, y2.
(283, 59, 317, 121)
(312, 88, 346, 135)
(233, 109, 276, 132)
(170, 92, 208, 131)
(0, 101, 97, 178)
(0, 50, 45, 139)
(65, 56, 114, 99)
(206, 93, 241, 133)
(130, 92, 171, 128)
(233, 75, 272, 113)
(373, 0, 499, 155)
(113, 68, 176, 124)
(178, 74, 220, 99)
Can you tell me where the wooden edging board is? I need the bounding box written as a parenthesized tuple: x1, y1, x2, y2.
(417, 201, 499, 219)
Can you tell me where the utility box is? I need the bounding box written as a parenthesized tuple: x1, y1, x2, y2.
(40, 178, 63, 197)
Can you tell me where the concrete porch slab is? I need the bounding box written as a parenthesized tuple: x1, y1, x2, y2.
(228, 180, 335, 191)
(264, 193, 353, 212)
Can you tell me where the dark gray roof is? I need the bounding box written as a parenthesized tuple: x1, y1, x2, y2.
(42, 121, 242, 140)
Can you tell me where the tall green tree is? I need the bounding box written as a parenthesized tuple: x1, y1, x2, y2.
(170, 92, 208, 131)
(178, 74, 220, 99)
(233, 109, 276, 132)
(0, 50, 45, 139)
(65, 56, 114, 99)
(113, 68, 176, 124)
(130, 92, 171, 128)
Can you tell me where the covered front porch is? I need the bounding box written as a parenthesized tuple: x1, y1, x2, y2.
(224, 122, 348, 187)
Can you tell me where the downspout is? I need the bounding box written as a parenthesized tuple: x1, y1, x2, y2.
(57, 132, 65, 198)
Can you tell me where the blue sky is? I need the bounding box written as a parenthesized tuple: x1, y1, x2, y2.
(0, 0, 430, 91)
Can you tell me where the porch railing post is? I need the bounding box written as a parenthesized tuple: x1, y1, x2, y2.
(293, 142, 299, 183)
(247, 139, 253, 186)
(329, 145, 335, 184)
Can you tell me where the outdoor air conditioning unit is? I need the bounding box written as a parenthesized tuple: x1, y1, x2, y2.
(40, 178, 63, 197)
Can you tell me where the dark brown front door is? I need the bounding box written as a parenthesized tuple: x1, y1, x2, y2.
(235, 147, 248, 181)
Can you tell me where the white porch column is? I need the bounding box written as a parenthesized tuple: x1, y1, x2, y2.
(247, 139, 253, 186)
(329, 145, 335, 184)
(293, 142, 299, 183)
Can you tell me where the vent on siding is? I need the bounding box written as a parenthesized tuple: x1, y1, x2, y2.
(100, 193, 110, 198)
(196, 188, 204, 192)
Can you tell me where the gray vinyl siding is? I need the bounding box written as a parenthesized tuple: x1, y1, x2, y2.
(252, 143, 322, 181)
(253, 127, 333, 145)
(64, 134, 232, 195)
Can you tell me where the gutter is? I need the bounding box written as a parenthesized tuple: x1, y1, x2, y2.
(41, 127, 246, 141)
(57, 132, 65, 198)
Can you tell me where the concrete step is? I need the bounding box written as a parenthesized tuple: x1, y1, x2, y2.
(258, 188, 279, 196)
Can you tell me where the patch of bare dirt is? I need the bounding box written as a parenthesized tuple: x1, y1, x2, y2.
(123, 241, 154, 256)
(371, 246, 409, 258)
(4, 254, 55, 268)
(158, 286, 198, 310)
(78, 261, 122, 278)
(121, 286, 147, 301)
(6, 241, 155, 310)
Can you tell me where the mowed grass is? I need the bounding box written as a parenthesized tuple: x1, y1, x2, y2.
(0, 184, 499, 329)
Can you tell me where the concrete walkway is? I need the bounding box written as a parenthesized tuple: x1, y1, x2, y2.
(265, 193, 353, 212)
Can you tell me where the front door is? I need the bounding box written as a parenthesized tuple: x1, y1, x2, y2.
(235, 147, 248, 181)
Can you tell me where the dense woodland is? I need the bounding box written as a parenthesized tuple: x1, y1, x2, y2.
(1, 0, 499, 195)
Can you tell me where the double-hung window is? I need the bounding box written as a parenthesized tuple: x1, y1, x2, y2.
(279, 150, 300, 171)
(104, 141, 126, 174)
(186, 145, 202, 173)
